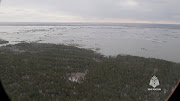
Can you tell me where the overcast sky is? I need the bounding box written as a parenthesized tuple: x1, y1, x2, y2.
(0, 0, 180, 24)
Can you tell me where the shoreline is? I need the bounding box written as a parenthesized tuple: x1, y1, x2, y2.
(1, 41, 179, 63)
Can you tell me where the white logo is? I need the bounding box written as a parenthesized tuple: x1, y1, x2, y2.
(148, 75, 161, 91)
(149, 75, 159, 88)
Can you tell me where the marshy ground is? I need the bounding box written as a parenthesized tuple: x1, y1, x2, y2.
(0, 43, 179, 101)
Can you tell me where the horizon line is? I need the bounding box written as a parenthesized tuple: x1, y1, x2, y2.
(0, 21, 180, 25)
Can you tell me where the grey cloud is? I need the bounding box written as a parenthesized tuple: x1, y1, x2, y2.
(1, 0, 180, 22)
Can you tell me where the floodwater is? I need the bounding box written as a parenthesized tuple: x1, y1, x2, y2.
(0, 23, 180, 63)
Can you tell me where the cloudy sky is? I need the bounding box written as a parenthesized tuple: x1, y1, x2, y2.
(0, 0, 180, 24)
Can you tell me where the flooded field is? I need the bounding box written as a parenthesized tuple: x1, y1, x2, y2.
(0, 23, 180, 62)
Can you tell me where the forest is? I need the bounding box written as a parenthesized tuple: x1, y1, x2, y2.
(0, 43, 179, 101)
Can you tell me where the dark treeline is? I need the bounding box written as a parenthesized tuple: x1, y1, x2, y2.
(0, 39, 9, 44)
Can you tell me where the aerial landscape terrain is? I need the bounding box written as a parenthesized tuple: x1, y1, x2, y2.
(0, 0, 180, 100)
(0, 42, 179, 100)
(0, 23, 180, 101)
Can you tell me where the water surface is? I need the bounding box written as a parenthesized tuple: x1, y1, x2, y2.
(0, 23, 180, 63)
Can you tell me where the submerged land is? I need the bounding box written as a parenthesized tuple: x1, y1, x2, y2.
(1, 23, 180, 62)
(0, 43, 179, 101)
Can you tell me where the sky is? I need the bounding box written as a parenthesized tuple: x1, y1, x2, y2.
(0, 0, 180, 24)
